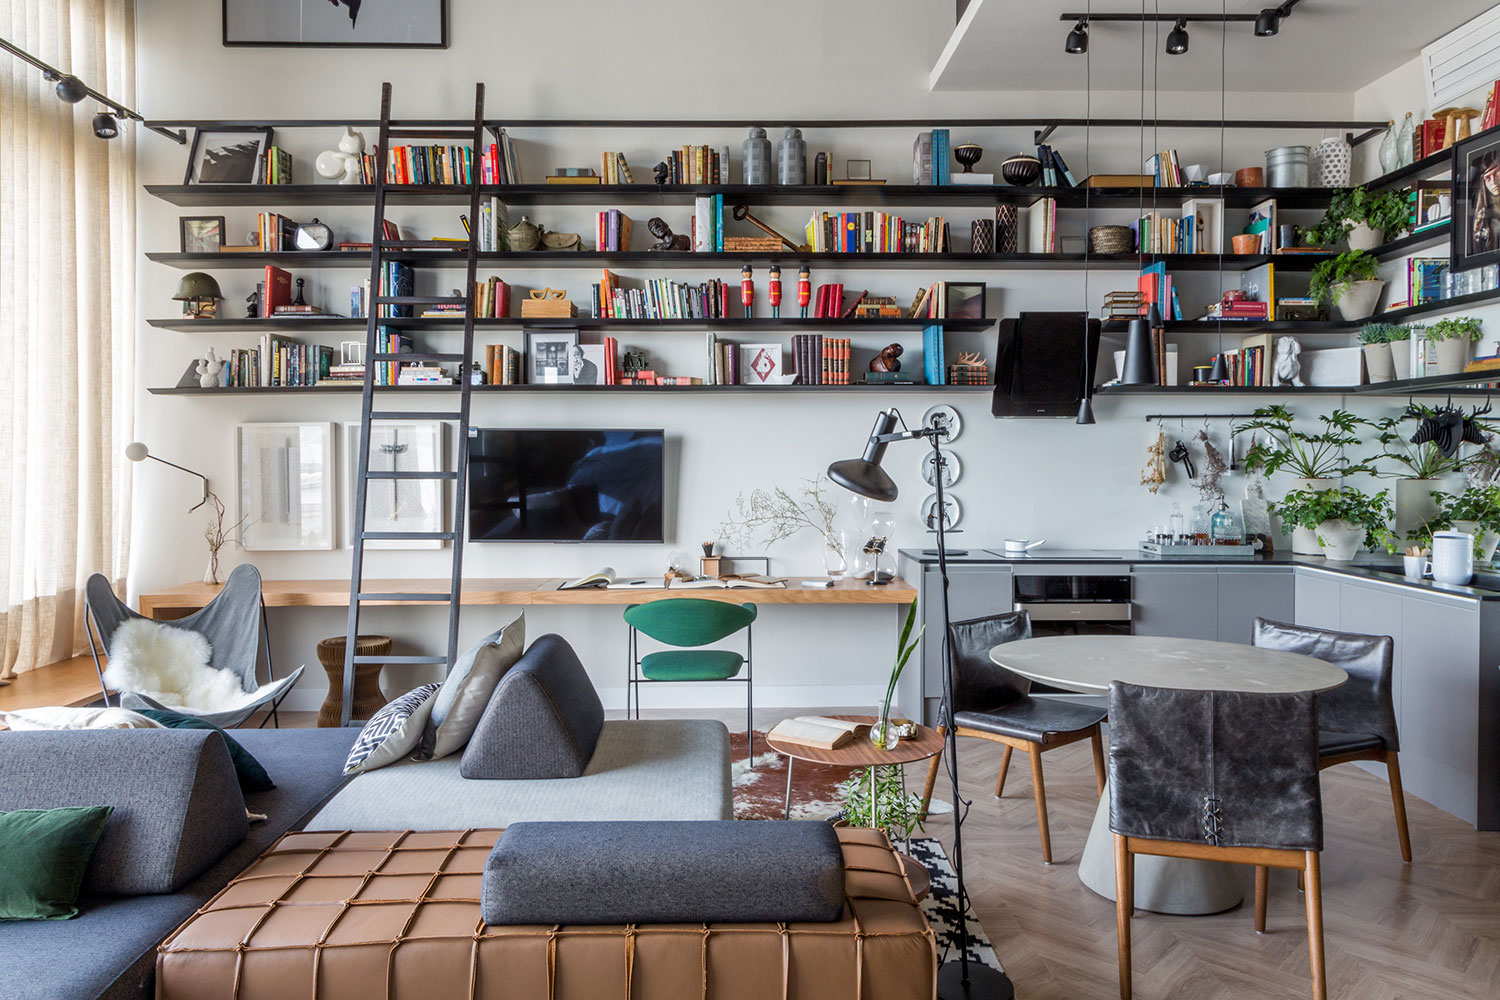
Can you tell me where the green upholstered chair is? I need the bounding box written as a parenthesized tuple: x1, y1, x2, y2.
(624, 599, 758, 763)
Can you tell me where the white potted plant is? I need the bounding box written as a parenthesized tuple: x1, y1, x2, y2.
(1359, 322, 1398, 383)
(1269, 486, 1392, 562)
(1308, 186, 1410, 252)
(1239, 405, 1371, 554)
(1309, 250, 1384, 323)
(1439, 484, 1500, 565)
(1369, 406, 1461, 543)
(1425, 316, 1484, 376)
(1388, 324, 1413, 380)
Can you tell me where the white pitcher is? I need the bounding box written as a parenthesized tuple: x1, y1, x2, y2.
(1428, 530, 1475, 586)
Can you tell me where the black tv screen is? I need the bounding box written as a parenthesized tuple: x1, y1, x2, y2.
(467, 428, 665, 542)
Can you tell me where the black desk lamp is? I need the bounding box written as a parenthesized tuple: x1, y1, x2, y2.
(828, 409, 1015, 1000)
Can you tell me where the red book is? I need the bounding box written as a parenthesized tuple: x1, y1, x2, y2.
(262, 266, 292, 317)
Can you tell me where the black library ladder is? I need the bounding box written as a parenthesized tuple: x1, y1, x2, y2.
(341, 82, 485, 725)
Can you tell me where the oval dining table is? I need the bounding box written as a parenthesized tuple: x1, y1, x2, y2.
(988, 634, 1347, 915)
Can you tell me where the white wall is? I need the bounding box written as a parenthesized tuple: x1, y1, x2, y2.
(132, 0, 1422, 713)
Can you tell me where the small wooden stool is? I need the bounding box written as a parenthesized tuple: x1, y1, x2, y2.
(316, 635, 391, 727)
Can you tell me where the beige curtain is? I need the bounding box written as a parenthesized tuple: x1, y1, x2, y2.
(0, 0, 135, 678)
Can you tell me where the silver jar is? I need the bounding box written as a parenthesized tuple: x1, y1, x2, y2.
(776, 127, 806, 185)
(1265, 145, 1310, 188)
(742, 127, 772, 185)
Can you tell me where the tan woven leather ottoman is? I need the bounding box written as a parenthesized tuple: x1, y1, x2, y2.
(156, 826, 937, 1000)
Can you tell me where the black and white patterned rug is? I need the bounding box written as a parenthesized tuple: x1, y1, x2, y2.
(907, 837, 1004, 973)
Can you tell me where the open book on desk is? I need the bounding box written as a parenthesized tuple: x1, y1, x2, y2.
(666, 575, 787, 590)
(559, 569, 658, 590)
(767, 716, 870, 750)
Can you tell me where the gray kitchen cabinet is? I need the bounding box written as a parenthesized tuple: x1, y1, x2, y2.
(907, 563, 1013, 723)
(1131, 566, 1219, 641)
(1399, 593, 1481, 825)
(1293, 569, 1342, 631)
(1337, 579, 1405, 724)
(1217, 567, 1295, 645)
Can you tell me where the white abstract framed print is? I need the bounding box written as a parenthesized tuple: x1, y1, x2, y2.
(236, 423, 336, 550)
(344, 421, 446, 548)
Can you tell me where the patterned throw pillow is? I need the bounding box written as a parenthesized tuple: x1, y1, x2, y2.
(344, 683, 440, 775)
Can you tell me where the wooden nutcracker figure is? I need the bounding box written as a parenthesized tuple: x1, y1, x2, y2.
(768, 264, 782, 318)
(740, 264, 754, 318)
(797, 265, 811, 317)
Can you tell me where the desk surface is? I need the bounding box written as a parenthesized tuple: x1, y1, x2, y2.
(139, 577, 915, 618)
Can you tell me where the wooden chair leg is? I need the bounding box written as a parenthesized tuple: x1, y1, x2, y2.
(1386, 752, 1413, 863)
(1028, 743, 1053, 864)
(1090, 724, 1107, 795)
(1114, 835, 1133, 1000)
(918, 726, 945, 822)
(994, 744, 1014, 798)
(1304, 851, 1327, 1000)
(1254, 865, 1269, 934)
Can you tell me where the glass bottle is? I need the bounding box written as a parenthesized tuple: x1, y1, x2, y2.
(1191, 503, 1212, 545)
(1378, 120, 1399, 174)
(1396, 112, 1415, 168)
(1211, 496, 1243, 545)
(1168, 502, 1184, 543)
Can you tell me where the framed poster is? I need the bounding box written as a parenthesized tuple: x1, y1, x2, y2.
(1452, 133, 1500, 272)
(180, 216, 226, 253)
(224, 0, 447, 48)
(525, 329, 580, 384)
(236, 423, 336, 550)
(344, 421, 445, 548)
(185, 128, 273, 185)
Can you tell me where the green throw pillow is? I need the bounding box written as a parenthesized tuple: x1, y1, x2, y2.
(137, 710, 275, 792)
(0, 806, 114, 920)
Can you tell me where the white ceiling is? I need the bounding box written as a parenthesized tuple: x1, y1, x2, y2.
(931, 0, 1499, 93)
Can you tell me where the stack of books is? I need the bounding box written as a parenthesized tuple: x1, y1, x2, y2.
(547, 168, 599, 185)
(396, 365, 455, 386)
(660, 144, 726, 184)
(803, 212, 948, 253)
(254, 213, 300, 252)
(473, 277, 510, 318)
(385, 145, 474, 185)
(316, 360, 366, 387)
(594, 271, 731, 320)
(1145, 150, 1185, 186)
(595, 210, 633, 251)
(483, 345, 522, 385)
(232, 337, 334, 387)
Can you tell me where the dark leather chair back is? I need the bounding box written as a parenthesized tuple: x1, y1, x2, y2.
(948, 611, 1032, 713)
(1252, 617, 1397, 751)
(1108, 681, 1323, 852)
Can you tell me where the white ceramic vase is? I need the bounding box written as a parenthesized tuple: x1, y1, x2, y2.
(1345, 222, 1384, 252)
(1316, 519, 1365, 561)
(1452, 520, 1500, 565)
(1393, 478, 1441, 543)
(1363, 342, 1395, 382)
(1334, 280, 1385, 322)
(1390, 339, 1412, 380)
(1434, 337, 1475, 375)
(1289, 477, 1339, 555)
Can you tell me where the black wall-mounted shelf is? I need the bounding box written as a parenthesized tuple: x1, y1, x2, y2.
(147, 316, 997, 333)
(1097, 369, 1500, 398)
(147, 382, 993, 397)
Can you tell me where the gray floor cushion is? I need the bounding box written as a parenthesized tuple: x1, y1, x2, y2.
(307, 719, 732, 831)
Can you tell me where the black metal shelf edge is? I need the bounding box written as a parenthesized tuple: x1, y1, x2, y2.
(1096, 370, 1500, 397)
(1375, 223, 1451, 259)
(148, 383, 992, 396)
(1096, 384, 1352, 395)
(1102, 319, 1351, 335)
(147, 316, 996, 333)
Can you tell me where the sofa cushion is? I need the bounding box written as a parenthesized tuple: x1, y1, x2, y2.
(459, 634, 604, 779)
(0, 806, 114, 920)
(137, 709, 274, 792)
(482, 820, 845, 925)
(344, 683, 439, 775)
(420, 614, 525, 760)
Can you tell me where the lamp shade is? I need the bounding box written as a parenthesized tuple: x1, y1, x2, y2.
(1065, 22, 1088, 54)
(1166, 19, 1189, 54)
(827, 411, 900, 502)
(54, 74, 88, 104)
(1255, 8, 1281, 35)
(172, 272, 222, 302)
(1120, 318, 1158, 385)
(92, 112, 119, 139)
(124, 442, 150, 462)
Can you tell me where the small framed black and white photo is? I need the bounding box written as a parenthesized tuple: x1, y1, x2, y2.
(184, 128, 273, 185)
(573, 345, 607, 386)
(223, 0, 448, 48)
(180, 216, 226, 254)
(525, 329, 580, 385)
(944, 281, 987, 319)
(1453, 129, 1500, 272)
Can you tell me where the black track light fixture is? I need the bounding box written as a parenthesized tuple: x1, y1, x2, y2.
(1255, 8, 1282, 36)
(0, 38, 184, 143)
(1166, 19, 1189, 55)
(46, 71, 88, 103)
(1066, 19, 1089, 54)
(91, 111, 119, 139)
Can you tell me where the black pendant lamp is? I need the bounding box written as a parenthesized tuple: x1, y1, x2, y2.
(1120, 317, 1158, 384)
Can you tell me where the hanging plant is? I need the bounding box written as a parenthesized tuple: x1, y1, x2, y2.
(1141, 429, 1166, 494)
(1196, 429, 1228, 502)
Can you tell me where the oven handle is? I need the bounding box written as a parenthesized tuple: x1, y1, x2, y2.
(1015, 602, 1134, 622)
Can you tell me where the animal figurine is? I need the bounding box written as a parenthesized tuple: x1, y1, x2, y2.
(1409, 400, 1492, 457)
(1274, 336, 1304, 386)
(646, 217, 689, 251)
(196, 347, 225, 388)
(314, 126, 366, 185)
(652, 161, 670, 185)
(870, 343, 904, 373)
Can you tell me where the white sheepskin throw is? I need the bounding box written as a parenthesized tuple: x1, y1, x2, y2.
(102, 619, 254, 713)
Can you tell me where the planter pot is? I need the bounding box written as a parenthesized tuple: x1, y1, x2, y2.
(1316, 519, 1365, 561)
(1434, 337, 1476, 376)
(1452, 520, 1500, 564)
(1333, 280, 1385, 322)
(1390, 340, 1412, 380)
(1345, 221, 1384, 252)
(1289, 477, 1339, 554)
(1394, 478, 1442, 543)
(1362, 342, 1395, 382)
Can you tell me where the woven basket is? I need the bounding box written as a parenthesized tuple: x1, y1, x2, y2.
(1090, 225, 1133, 255)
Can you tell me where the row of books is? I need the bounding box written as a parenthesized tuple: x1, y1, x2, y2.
(596, 210, 633, 252)
(803, 212, 951, 253)
(692, 195, 726, 252)
(1139, 262, 1186, 320)
(260, 147, 294, 185)
(471, 277, 511, 318)
(663, 145, 725, 185)
(598, 152, 635, 184)
(1210, 334, 1276, 387)
(220, 338, 336, 388)
(255, 213, 300, 253)
(483, 345, 524, 385)
(479, 131, 522, 185)
(921, 325, 947, 386)
(704, 334, 761, 386)
(1407, 257, 1449, 307)
(1145, 150, 1188, 187)
(790, 335, 853, 385)
(396, 364, 455, 386)
(386, 145, 474, 186)
(912, 129, 952, 185)
(1036, 145, 1080, 187)
(594, 272, 732, 320)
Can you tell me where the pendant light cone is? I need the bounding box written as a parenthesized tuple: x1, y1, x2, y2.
(1121, 318, 1158, 385)
(1209, 352, 1230, 382)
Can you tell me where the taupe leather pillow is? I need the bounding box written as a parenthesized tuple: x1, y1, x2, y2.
(420, 614, 525, 759)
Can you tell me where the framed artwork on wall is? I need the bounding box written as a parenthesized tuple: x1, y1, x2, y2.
(236, 422, 336, 550)
(1452, 132, 1500, 272)
(343, 421, 445, 548)
(223, 0, 448, 48)
(184, 128, 273, 184)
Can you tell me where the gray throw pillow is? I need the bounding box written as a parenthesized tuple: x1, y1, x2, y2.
(420, 614, 525, 760)
(344, 683, 440, 774)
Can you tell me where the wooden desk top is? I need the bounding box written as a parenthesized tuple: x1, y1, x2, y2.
(138, 577, 915, 618)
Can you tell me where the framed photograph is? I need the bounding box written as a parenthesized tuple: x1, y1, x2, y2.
(526, 329, 580, 385)
(236, 422, 336, 550)
(185, 128, 273, 185)
(573, 344, 607, 386)
(224, 0, 447, 48)
(344, 421, 445, 548)
(944, 282, 986, 319)
(737, 343, 783, 385)
(1453, 132, 1500, 272)
(180, 216, 226, 254)
(1414, 181, 1452, 232)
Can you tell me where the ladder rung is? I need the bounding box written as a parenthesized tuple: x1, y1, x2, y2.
(381, 240, 470, 249)
(364, 470, 458, 480)
(354, 655, 450, 665)
(358, 592, 454, 602)
(372, 353, 465, 363)
(375, 296, 467, 306)
(361, 530, 456, 540)
(370, 410, 462, 420)
(387, 129, 475, 140)
(372, 384, 463, 392)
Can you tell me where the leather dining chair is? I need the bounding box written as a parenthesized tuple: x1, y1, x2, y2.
(1108, 681, 1328, 1000)
(1252, 618, 1410, 863)
(918, 610, 1107, 863)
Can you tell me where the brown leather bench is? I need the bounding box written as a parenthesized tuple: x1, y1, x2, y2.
(156, 826, 938, 999)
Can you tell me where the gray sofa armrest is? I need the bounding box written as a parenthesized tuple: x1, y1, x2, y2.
(0, 729, 248, 895)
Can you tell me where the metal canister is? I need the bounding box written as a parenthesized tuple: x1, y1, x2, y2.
(1265, 145, 1310, 188)
(742, 127, 772, 185)
(776, 127, 806, 185)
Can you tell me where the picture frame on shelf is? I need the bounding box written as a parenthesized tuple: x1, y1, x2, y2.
(223, 0, 447, 48)
(1452, 129, 1500, 272)
(573, 344, 606, 386)
(944, 282, 986, 319)
(525, 329, 580, 385)
(737, 343, 783, 385)
(236, 422, 336, 551)
(343, 421, 445, 548)
(1414, 181, 1452, 232)
(184, 127, 274, 185)
(180, 216, 226, 254)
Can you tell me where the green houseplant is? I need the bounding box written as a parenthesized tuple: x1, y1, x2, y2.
(1438, 484, 1500, 563)
(1309, 249, 1384, 321)
(839, 601, 926, 839)
(1238, 405, 1371, 554)
(1309, 186, 1410, 251)
(1269, 486, 1392, 561)
(1425, 316, 1484, 375)
(1369, 407, 1461, 542)
(871, 601, 924, 749)
(1359, 322, 1401, 383)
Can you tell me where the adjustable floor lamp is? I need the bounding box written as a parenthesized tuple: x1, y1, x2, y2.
(828, 410, 1015, 1000)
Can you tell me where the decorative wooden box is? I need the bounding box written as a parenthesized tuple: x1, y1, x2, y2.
(520, 288, 577, 318)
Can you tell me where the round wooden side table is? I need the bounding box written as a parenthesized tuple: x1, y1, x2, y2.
(316, 635, 392, 727)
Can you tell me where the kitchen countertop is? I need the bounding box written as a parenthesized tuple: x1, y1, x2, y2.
(898, 547, 1500, 601)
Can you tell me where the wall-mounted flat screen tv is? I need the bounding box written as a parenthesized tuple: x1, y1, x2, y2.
(467, 428, 664, 542)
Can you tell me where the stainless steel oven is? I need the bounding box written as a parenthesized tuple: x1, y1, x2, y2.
(1013, 571, 1133, 638)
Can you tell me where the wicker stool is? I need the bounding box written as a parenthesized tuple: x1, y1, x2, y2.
(316, 635, 391, 727)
